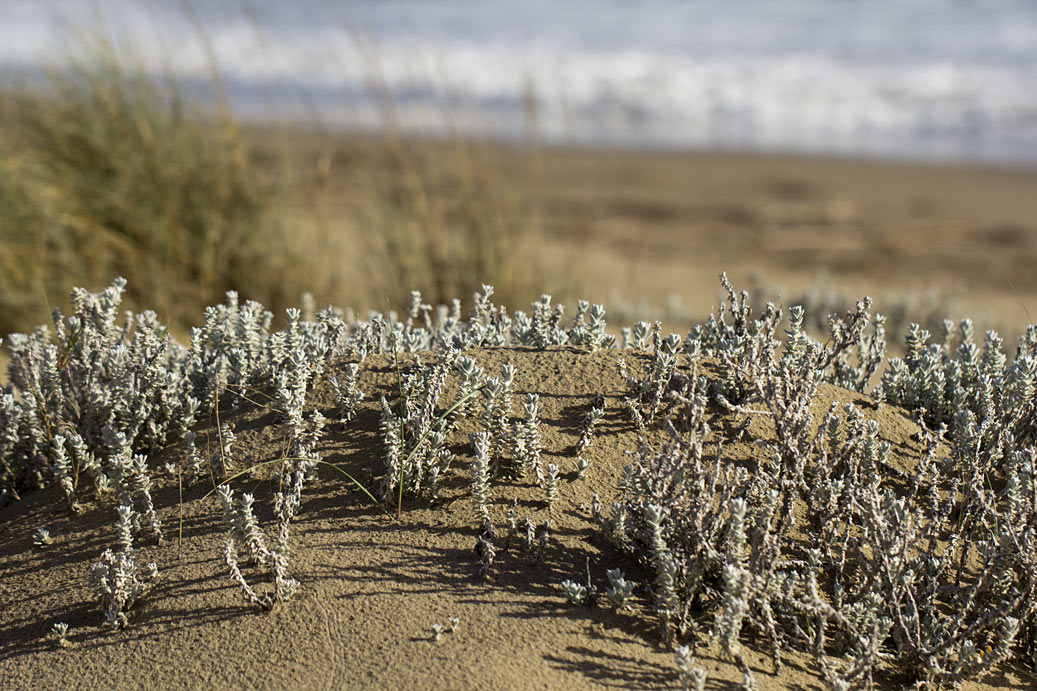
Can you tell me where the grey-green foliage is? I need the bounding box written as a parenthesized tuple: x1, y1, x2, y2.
(879, 319, 1037, 450)
(533, 519, 552, 562)
(1, 280, 628, 635)
(49, 435, 78, 511)
(212, 422, 236, 479)
(378, 396, 403, 501)
(474, 522, 497, 579)
(576, 397, 605, 453)
(33, 526, 52, 547)
(217, 377, 323, 610)
(470, 431, 493, 521)
(527, 294, 565, 348)
(573, 456, 591, 478)
(830, 311, 886, 394)
(604, 568, 635, 609)
(545, 463, 560, 510)
(0, 281, 613, 506)
(645, 503, 681, 641)
(619, 326, 685, 428)
(751, 269, 957, 349)
(329, 363, 364, 423)
(49, 622, 70, 648)
(3, 279, 180, 504)
(428, 616, 461, 641)
(568, 301, 611, 351)
(560, 579, 589, 605)
(102, 427, 162, 544)
(674, 645, 706, 691)
(453, 356, 485, 418)
(378, 349, 480, 503)
(511, 294, 616, 350)
(628, 321, 651, 350)
(0, 279, 347, 506)
(4, 274, 1036, 683)
(89, 504, 158, 627)
(512, 393, 543, 484)
(480, 367, 514, 472)
(604, 501, 632, 552)
(603, 274, 1035, 687)
(219, 480, 305, 609)
(181, 431, 205, 482)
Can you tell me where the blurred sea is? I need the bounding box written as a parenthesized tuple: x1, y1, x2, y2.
(3, 0, 1037, 166)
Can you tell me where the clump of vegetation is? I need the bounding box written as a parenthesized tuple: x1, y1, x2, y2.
(89, 504, 158, 628)
(2, 274, 1036, 688)
(599, 274, 1036, 688)
(49, 622, 71, 648)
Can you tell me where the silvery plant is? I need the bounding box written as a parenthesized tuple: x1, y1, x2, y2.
(89, 504, 158, 627)
(219, 482, 302, 609)
(618, 324, 685, 428)
(328, 363, 364, 424)
(576, 395, 605, 454)
(378, 348, 477, 502)
(674, 645, 706, 691)
(480, 367, 515, 474)
(567, 300, 612, 351)
(374, 349, 551, 527)
(2, 280, 181, 506)
(0, 279, 353, 620)
(216, 337, 329, 608)
(3, 274, 1036, 686)
(512, 393, 544, 483)
(600, 275, 1037, 688)
(49, 622, 71, 648)
(469, 431, 493, 521)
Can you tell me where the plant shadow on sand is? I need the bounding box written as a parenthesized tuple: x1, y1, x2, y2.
(3, 279, 1037, 690)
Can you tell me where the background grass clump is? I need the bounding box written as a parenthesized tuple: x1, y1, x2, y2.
(355, 134, 543, 310)
(0, 53, 293, 334)
(0, 51, 549, 336)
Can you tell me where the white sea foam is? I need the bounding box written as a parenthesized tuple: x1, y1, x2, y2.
(3, 0, 1037, 165)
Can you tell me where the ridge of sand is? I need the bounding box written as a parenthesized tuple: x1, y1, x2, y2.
(0, 347, 1026, 689)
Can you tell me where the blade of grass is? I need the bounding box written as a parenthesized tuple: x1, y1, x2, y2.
(203, 457, 391, 520)
(394, 381, 488, 520)
(388, 299, 408, 520)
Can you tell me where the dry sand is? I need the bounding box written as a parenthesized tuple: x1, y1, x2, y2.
(1, 346, 1030, 689)
(4, 136, 1037, 688)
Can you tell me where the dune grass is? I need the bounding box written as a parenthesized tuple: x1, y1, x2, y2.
(0, 44, 547, 337)
(355, 133, 543, 311)
(0, 51, 296, 334)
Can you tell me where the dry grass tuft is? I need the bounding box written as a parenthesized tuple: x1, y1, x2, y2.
(0, 50, 549, 333)
(0, 48, 293, 333)
(356, 134, 543, 310)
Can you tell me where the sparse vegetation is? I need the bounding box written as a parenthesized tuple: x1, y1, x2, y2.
(3, 274, 1037, 689)
(1, 8, 1036, 687)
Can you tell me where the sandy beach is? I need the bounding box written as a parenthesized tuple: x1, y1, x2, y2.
(1, 344, 1030, 690)
(4, 2, 1037, 686)
(2, 139, 1037, 689)
(268, 132, 1037, 336)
